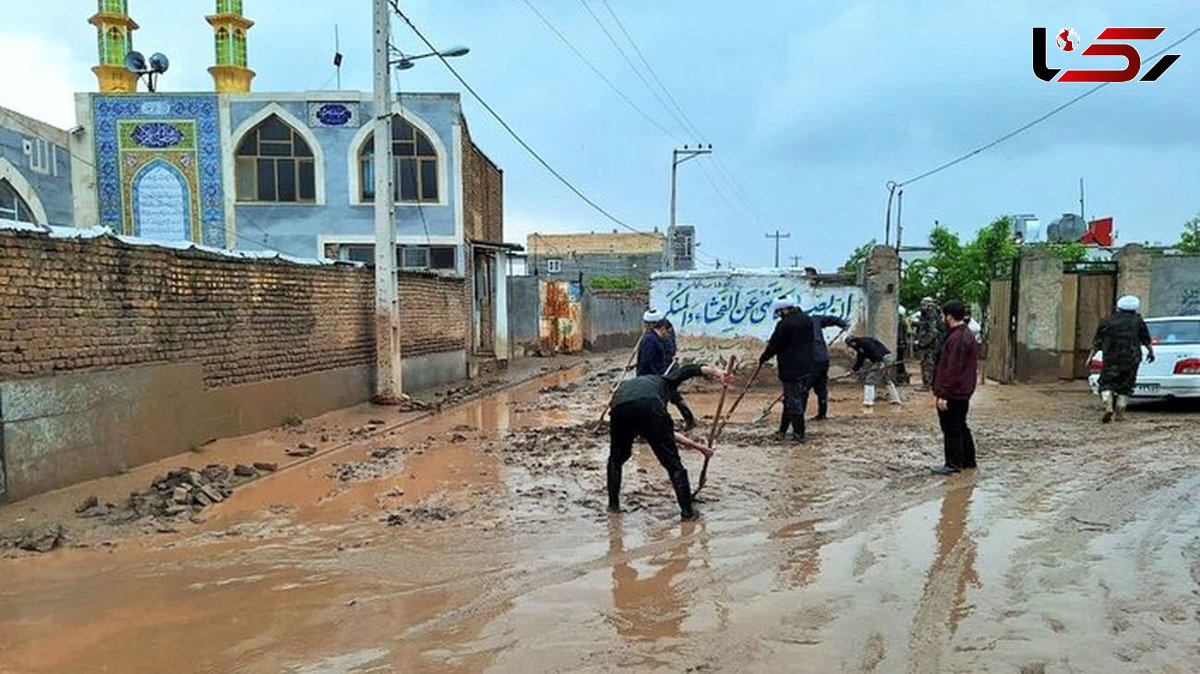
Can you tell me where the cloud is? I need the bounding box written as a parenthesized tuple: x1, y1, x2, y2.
(0, 34, 87, 128)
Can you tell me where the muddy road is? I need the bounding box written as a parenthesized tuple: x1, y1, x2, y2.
(1, 355, 1198, 673)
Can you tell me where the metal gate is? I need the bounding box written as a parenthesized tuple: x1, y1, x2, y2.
(1060, 264, 1117, 379)
(985, 278, 1015, 383)
(539, 280, 583, 354)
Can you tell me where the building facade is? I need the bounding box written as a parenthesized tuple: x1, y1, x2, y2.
(527, 231, 666, 287)
(0, 107, 74, 228)
(57, 0, 513, 382)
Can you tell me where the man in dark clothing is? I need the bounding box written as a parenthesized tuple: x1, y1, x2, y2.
(661, 318, 697, 430)
(635, 310, 670, 377)
(759, 297, 815, 442)
(847, 336, 902, 406)
(914, 298, 941, 390)
(608, 362, 733, 520)
(931, 300, 980, 476)
(636, 310, 696, 430)
(809, 313, 850, 420)
(1090, 295, 1155, 423)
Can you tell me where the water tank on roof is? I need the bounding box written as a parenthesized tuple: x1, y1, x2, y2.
(1046, 213, 1087, 243)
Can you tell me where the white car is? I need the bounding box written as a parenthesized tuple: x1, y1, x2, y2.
(1089, 316, 1200, 399)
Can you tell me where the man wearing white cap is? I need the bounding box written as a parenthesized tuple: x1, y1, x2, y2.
(637, 308, 697, 429)
(1090, 295, 1155, 423)
(759, 295, 815, 442)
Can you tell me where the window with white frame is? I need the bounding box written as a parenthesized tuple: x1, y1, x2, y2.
(546, 259, 562, 274)
(323, 242, 457, 271)
(0, 180, 35, 223)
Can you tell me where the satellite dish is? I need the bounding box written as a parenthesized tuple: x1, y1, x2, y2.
(124, 51, 147, 73)
(149, 53, 170, 74)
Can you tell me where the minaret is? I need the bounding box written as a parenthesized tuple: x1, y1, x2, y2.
(206, 0, 256, 93)
(89, 0, 140, 92)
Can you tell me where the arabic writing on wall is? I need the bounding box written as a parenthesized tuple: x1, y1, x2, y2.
(650, 275, 865, 341)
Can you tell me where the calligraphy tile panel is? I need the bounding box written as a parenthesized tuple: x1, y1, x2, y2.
(92, 94, 225, 247)
(650, 272, 866, 342)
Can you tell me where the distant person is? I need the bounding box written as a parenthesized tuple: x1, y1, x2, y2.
(914, 297, 942, 390)
(931, 301, 980, 476)
(808, 311, 850, 421)
(847, 335, 902, 406)
(1089, 295, 1155, 423)
(759, 296, 815, 443)
(607, 362, 734, 520)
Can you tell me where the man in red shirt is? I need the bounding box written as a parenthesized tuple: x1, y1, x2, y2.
(932, 300, 980, 476)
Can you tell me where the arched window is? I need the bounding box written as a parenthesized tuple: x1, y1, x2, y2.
(358, 115, 439, 203)
(235, 115, 316, 203)
(0, 179, 36, 223)
(104, 28, 125, 65)
(215, 28, 230, 65)
(233, 30, 247, 67)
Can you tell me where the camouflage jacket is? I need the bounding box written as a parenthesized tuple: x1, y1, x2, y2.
(1092, 311, 1151, 369)
(914, 310, 941, 349)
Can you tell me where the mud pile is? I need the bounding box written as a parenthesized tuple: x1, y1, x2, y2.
(73, 463, 276, 526)
(0, 523, 67, 553)
(328, 447, 410, 482)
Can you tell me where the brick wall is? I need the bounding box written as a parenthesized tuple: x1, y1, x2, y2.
(399, 270, 467, 357)
(462, 124, 503, 244)
(0, 228, 468, 389)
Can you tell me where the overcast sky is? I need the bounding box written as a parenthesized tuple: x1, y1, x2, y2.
(1, 1, 1196, 269)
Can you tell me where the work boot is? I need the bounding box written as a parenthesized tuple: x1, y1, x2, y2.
(681, 415, 697, 432)
(1101, 391, 1114, 423)
(773, 413, 790, 441)
(1115, 395, 1129, 421)
(931, 465, 961, 476)
(813, 399, 828, 421)
(670, 471, 697, 520)
(887, 383, 903, 405)
(791, 432, 807, 444)
(863, 385, 877, 407)
(607, 464, 623, 512)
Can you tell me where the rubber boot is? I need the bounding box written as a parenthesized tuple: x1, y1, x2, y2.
(678, 402, 697, 432)
(1101, 391, 1114, 424)
(1115, 394, 1129, 421)
(671, 471, 698, 520)
(863, 385, 876, 407)
(774, 413, 790, 441)
(790, 414, 807, 444)
(606, 463, 622, 513)
(887, 383, 903, 405)
(814, 399, 828, 421)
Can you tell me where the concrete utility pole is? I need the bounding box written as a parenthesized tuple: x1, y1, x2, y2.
(790, 255, 801, 268)
(766, 230, 791, 268)
(668, 144, 711, 271)
(372, 0, 403, 401)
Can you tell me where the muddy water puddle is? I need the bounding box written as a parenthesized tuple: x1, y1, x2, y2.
(2, 365, 1200, 672)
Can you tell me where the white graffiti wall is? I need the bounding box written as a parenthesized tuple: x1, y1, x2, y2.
(650, 270, 865, 341)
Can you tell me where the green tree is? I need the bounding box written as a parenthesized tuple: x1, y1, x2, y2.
(1179, 215, 1200, 254)
(1038, 241, 1088, 263)
(840, 239, 877, 277)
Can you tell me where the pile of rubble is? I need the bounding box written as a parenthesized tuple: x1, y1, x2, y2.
(0, 524, 67, 554)
(328, 447, 407, 482)
(74, 462, 276, 525)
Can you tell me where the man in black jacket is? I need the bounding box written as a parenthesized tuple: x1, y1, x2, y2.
(608, 362, 734, 520)
(809, 313, 850, 420)
(759, 296, 815, 443)
(847, 335, 902, 406)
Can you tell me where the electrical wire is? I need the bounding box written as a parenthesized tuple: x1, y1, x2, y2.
(897, 25, 1200, 188)
(521, 0, 683, 144)
(388, 1, 734, 268)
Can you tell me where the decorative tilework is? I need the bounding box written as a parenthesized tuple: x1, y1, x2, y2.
(308, 102, 360, 128)
(92, 94, 225, 247)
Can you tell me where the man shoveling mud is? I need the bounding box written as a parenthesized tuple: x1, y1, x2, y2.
(759, 296, 815, 443)
(607, 362, 734, 520)
(637, 309, 697, 430)
(1090, 295, 1155, 423)
(846, 335, 903, 406)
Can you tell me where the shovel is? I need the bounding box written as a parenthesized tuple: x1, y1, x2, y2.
(714, 361, 762, 441)
(693, 355, 736, 498)
(595, 333, 646, 432)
